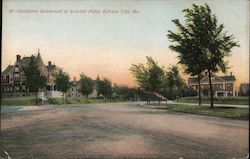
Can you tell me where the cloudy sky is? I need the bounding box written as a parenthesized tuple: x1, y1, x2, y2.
(2, 0, 249, 88)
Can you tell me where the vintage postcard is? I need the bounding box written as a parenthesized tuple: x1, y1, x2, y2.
(1, 0, 249, 158)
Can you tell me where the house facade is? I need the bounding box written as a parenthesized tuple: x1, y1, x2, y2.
(1, 50, 62, 98)
(188, 73, 236, 97)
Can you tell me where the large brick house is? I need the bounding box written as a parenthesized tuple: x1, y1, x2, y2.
(188, 73, 237, 97)
(1, 50, 62, 98)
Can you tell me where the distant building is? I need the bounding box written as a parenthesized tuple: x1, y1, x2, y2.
(1, 50, 62, 98)
(67, 77, 98, 98)
(188, 72, 236, 97)
(239, 83, 249, 96)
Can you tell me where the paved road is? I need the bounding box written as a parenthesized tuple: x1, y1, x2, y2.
(1, 103, 249, 158)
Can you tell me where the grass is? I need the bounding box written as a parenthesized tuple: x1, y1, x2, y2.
(178, 96, 249, 105)
(1, 96, 36, 106)
(1, 96, 128, 106)
(150, 103, 249, 120)
(48, 98, 128, 105)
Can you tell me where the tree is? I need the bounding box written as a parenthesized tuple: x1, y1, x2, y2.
(79, 74, 94, 103)
(130, 56, 165, 103)
(23, 58, 47, 105)
(96, 78, 112, 101)
(55, 68, 70, 104)
(167, 4, 239, 108)
(113, 84, 137, 101)
(162, 66, 185, 100)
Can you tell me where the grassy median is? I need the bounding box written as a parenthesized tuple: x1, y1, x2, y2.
(150, 103, 249, 120)
(178, 96, 249, 105)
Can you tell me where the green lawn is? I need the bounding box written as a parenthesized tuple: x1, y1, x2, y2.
(1, 96, 36, 106)
(47, 97, 127, 105)
(1, 96, 128, 106)
(150, 103, 249, 120)
(178, 96, 249, 105)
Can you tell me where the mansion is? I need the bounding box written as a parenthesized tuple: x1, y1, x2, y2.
(188, 73, 237, 97)
(1, 50, 62, 98)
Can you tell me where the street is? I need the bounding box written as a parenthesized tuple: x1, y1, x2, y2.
(1, 103, 249, 158)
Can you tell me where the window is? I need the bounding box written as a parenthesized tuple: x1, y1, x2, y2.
(211, 77, 215, 81)
(14, 66, 19, 72)
(14, 73, 20, 80)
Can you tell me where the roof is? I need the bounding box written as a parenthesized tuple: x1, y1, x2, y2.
(221, 76, 236, 81)
(19, 57, 32, 67)
(2, 65, 13, 74)
(188, 74, 236, 85)
(35, 52, 45, 66)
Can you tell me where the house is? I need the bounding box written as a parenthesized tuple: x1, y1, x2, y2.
(67, 77, 98, 98)
(1, 50, 62, 98)
(188, 72, 236, 97)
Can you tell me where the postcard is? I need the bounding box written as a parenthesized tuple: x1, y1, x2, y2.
(1, 0, 249, 158)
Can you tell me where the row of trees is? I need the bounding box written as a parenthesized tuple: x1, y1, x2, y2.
(23, 59, 139, 105)
(130, 56, 196, 103)
(167, 3, 239, 108)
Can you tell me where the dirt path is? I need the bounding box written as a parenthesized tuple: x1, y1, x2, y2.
(1, 103, 249, 158)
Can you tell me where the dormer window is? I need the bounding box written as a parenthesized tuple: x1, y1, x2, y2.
(211, 77, 215, 81)
(14, 66, 19, 72)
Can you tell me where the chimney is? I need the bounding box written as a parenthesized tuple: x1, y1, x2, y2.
(48, 61, 51, 66)
(74, 77, 76, 82)
(230, 72, 232, 76)
(16, 55, 21, 62)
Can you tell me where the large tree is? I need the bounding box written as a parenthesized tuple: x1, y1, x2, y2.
(79, 74, 94, 103)
(55, 68, 71, 104)
(167, 4, 239, 108)
(130, 56, 165, 103)
(96, 77, 112, 102)
(23, 59, 47, 105)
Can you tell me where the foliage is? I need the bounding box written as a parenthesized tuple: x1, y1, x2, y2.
(55, 68, 71, 104)
(113, 84, 137, 100)
(79, 74, 94, 102)
(55, 68, 71, 93)
(167, 3, 239, 108)
(23, 59, 47, 105)
(130, 56, 165, 102)
(161, 66, 186, 100)
(96, 78, 112, 99)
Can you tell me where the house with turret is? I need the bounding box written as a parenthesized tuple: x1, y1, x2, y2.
(1, 50, 62, 98)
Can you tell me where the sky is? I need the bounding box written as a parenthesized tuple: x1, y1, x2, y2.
(2, 0, 249, 89)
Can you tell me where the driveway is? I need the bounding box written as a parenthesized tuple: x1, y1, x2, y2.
(1, 103, 249, 158)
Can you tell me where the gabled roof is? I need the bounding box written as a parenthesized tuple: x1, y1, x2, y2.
(188, 74, 236, 85)
(2, 65, 13, 74)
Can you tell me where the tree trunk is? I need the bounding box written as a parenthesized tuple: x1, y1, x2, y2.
(63, 92, 65, 105)
(35, 92, 38, 105)
(198, 74, 202, 106)
(208, 70, 214, 108)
